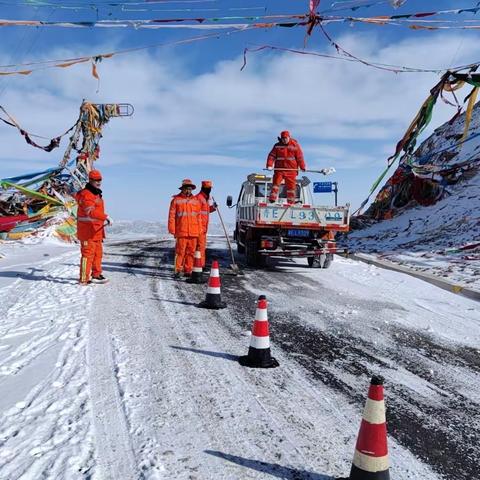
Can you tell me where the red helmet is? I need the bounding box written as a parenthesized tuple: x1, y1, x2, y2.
(280, 130, 290, 138)
(89, 169, 102, 181)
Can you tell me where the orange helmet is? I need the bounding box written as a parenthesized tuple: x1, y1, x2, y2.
(179, 178, 196, 189)
(89, 169, 102, 181)
(280, 130, 290, 138)
(201, 180, 212, 188)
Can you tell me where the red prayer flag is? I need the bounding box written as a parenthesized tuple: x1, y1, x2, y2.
(309, 0, 320, 14)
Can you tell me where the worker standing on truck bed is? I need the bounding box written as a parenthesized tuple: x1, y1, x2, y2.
(266, 130, 306, 205)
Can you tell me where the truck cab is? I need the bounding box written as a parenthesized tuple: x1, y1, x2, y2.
(228, 173, 350, 268)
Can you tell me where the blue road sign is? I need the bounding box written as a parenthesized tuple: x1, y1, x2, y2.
(313, 181, 333, 193)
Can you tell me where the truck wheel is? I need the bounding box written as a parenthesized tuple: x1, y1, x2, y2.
(321, 253, 333, 269)
(308, 254, 333, 269)
(246, 240, 266, 268)
(307, 256, 320, 268)
(234, 227, 244, 254)
(245, 241, 255, 266)
(257, 252, 267, 268)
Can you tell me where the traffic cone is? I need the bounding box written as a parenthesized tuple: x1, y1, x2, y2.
(197, 259, 226, 309)
(342, 375, 390, 480)
(187, 250, 204, 284)
(239, 295, 279, 368)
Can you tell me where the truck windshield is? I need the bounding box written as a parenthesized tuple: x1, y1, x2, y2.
(255, 183, 300, 200)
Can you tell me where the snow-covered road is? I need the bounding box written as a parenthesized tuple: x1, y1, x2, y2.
(0, 237, 479, 479)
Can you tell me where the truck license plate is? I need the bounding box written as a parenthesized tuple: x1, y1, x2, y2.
(288, 229, 309, 237)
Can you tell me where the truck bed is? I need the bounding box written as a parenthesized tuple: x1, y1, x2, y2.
(239, 202, 350, 231)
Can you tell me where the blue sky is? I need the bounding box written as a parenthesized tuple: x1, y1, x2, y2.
(0, 0, 479, 221)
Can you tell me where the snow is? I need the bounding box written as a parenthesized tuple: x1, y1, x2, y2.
(1, 231, 479, 479)
(347, 104, 480, 293)
(0, 239, 96, 479)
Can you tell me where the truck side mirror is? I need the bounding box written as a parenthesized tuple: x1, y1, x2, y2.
(226, 195, 233, 207)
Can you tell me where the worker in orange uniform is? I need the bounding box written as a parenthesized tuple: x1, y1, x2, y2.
(266, 130, 306, 204)
(76, 169, 112, 285)
(168, 179, 202, 279)
(195, 180, 217, 268)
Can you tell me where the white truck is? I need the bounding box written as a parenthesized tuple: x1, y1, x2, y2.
(226, 173, 350, 268)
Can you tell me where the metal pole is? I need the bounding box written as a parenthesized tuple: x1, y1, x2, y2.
(333, 182, 338, 206)
(263, 168, 330, 174)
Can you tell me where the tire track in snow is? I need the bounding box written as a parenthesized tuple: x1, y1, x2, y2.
(88, 278, 139, 480)
(102, 243, 182, 479)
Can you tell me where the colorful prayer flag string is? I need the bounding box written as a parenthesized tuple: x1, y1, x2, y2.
(0, 28, 253, 77)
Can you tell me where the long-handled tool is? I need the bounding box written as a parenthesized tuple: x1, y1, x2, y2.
(263, 167, 336, 175)
(211, 196, 243, 275)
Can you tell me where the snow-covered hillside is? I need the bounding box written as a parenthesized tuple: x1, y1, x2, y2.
(347, 103, 480, 292)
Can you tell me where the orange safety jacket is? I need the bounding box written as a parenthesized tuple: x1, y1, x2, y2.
(196, 191, 216, 233)
(75, 185, 108, 241)
(266, 138, 306, 173)
(168, 193, 202, 237)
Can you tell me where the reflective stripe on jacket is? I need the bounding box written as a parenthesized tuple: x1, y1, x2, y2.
(75, 188, 108, 241)
(266, 138, 306, 172)
(168, 193, 202, 237)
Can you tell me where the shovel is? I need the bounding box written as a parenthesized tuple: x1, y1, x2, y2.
(211, 196, 243, 275)
(263, 167, 336, 175)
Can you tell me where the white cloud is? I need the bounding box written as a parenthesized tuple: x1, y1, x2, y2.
(0, 31, 478, 218)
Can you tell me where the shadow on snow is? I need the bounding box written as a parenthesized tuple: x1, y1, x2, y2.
(170, 345, 239, 362)
(205, 450, 334, 480)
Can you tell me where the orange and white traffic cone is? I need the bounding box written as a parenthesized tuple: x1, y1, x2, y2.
(187, 250, 204, 284)
(197, 259, 226, 309)
(342, 375, 390, 480)
(239, 295, 279, 368)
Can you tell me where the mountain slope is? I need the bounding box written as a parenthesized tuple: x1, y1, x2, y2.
(347, 101, 480, 291)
